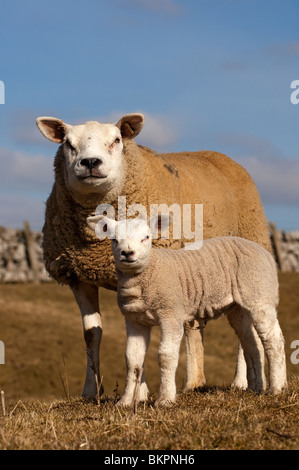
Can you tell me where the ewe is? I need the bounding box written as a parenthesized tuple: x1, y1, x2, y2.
(88, 214, 287, 407)
(36, 113, 271, 398)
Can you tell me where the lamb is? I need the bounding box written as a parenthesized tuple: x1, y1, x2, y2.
(87, 214, 287, 407)
(36, 112, 272, 399)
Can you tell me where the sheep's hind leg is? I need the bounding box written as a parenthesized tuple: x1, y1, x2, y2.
(117, 318, 151, 407)
(184, 320, 206, 391)
(231, 341, 248, 390)
(228, 306, 266, 394)
(71, 282, 103, 400)
(251, 305, 287, 394)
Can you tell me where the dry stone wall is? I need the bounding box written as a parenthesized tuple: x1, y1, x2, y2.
(0, 224, 50, 283)
(0, 222, 298, 283)
(270, 225, 299, 272)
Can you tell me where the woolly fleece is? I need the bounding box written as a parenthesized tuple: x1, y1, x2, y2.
(43, 140, 271, 287)
(116, 237, 278, 323)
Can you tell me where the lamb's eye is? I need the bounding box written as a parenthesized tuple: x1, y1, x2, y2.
(142, 235, 150, 242)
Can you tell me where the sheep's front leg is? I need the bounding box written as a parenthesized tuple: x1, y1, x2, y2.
(117, 318, 151, 407)
(71, 282, 102, 399)
(184, 320, 206, 390)
(156, 318, 184, 407)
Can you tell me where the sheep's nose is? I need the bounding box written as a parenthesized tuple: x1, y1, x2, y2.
(80, 158, 102, 170)
(121, 250, 135, 259)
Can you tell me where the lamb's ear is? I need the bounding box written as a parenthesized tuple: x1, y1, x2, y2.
(87, 215, 104, 231)
(149, 213, 173, 239)
(87, 215, 117, 240)
(36, 117, 68, 143)
(116, 113, 144, 140)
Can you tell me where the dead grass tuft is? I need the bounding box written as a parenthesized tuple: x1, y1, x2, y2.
(0, 272, 299, 449)
(0, 378, 299, 450)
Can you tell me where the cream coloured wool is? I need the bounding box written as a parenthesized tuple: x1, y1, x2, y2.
(88, 215, 287, 407)
(37, 113, 271, 399)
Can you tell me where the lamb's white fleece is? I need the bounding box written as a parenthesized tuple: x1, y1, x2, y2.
(108, 222, 287, 407)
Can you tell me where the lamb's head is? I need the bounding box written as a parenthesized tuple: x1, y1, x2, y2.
(36, 113, 144, 195)
(87, 213, 170, 274)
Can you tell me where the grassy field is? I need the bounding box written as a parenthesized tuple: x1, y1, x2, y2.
(0, 272, 299, 450)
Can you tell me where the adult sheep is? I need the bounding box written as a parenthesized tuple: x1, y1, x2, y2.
(36, 113, 271, 399)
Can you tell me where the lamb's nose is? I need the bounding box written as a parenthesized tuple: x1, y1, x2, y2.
(80, 158, 102, 170)
(121, 250, 135, 259)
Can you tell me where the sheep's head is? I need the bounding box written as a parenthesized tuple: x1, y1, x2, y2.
(87, 213, 171, 274)
(36, 113, 144, 195)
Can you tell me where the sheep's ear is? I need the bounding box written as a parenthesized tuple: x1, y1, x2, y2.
(149, 213, 173, 239)
(116, 113, 144, 140)
(36, 117, 68, 143)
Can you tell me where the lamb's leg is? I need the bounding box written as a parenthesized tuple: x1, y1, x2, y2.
(251, 305, 287, 394)
(117, 318, 151, 407)
(156, 319, 184, 407)
(184, 320, 206, 390)
(71, 282, 102, 399)
(228, 306, 266, 394)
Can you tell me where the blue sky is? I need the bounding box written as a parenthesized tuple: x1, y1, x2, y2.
(0, 0, 298, 230)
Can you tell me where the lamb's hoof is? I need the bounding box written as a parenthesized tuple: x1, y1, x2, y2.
(116, 383, 149, 408)
(116, 397, 133, 407)
(268, 382, 288, 395)
(154, 397, 176, 408)
(184, 379, 206, 392)
(138, 383, 149, 402)
(231, 379, 248, 390)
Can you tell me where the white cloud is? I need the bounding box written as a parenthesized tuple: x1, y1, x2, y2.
(11, 110, 46, 146)
(79, 111, 178, 150)
(10, 109, 179, 151)
(217, 133, 299, 204)
(0, 147, 54, 229)
(8, 109, 60, 148)
(0, 194, 45, 231)
(0, 147, 54, 193)
(0, 112, 178, 229)
(1, 111, 177, 199)
(236, 155, 299, 204)
(135, 113, 178, 149)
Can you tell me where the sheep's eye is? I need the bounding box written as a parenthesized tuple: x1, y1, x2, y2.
(66, 140, 76, 153)
(142, 235, 150, 242)
(108, 137, 121, 151)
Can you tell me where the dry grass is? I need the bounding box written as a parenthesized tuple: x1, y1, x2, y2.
(0, 379, 299, 450)
(0, 272, 299, 450)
